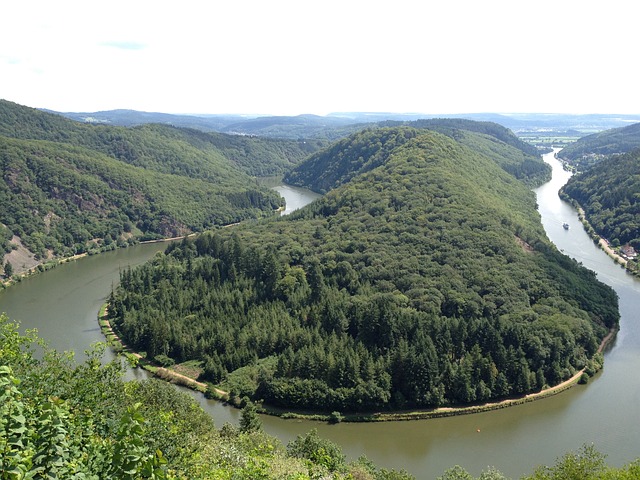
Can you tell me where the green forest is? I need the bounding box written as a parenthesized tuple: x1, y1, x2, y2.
(561, 148, 640, 251)
(0, 100, 319, 263)
(284, 123, 548, 194)
(108, 127, 617, 413)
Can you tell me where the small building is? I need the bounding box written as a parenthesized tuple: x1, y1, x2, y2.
(621, 244, 637, 259)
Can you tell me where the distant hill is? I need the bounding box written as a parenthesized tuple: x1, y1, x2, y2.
(108, 126, 617, 412)
(284, 120, 549, 193)
(561, 148, 640, 253)
(558, 122, 640, 169)
(220, 114, 358, 140)
(0, 100, 304, 266)
(380, 117, 540, 157)
(48, 108, 362, 140)
(43, 108, 245, 131)
(50, 107, 640, 135)
(7, 101, 323, 177)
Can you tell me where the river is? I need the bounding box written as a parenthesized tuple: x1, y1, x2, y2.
(1, 160, 639, 479)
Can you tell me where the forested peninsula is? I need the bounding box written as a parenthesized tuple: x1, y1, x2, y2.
(108, 126, 618, 413)
(0, 100, 319, 272)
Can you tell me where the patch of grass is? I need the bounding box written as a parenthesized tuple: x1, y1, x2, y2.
(172, 359, 203, 380)
(220, 356, 278, 399)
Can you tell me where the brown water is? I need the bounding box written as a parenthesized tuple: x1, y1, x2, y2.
(2, 166, 639, 479)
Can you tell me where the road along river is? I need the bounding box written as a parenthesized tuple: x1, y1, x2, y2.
(1, 159, 639, 478)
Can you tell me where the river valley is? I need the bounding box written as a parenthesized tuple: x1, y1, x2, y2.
(1, 154, 639, 478)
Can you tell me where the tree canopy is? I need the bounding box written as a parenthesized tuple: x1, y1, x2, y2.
(0, 313, 418, 479)
(561, 148, 640, 250)
(284, 121, 549, 193)
(109, 127, 617, 412)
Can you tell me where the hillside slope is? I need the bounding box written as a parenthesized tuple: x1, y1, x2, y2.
(2, 100, 321, 177)
(561, 148, 640, 252)
(0, 100, 294, 266)
(108, 127, 617, 412)
(284, 122, 548, 193)
(558, 122, 640, 169)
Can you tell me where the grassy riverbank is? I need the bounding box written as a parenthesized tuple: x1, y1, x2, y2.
(98, 304, 210, 395)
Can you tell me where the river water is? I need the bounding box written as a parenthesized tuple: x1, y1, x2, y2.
(275, 183, 322, 215)
(1, 159, 639, 479)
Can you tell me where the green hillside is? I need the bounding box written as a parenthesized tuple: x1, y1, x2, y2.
(108, 127, 617, 413)
(558, 122, 640, 169)
(561, 149, 640, 252)
(284, 121, 549, 193)
(2, 100, 322, 177)
(0, 100, 312, 264)
(384, 118, 541, 157)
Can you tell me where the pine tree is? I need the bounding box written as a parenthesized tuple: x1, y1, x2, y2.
(3, 261, 13, 278)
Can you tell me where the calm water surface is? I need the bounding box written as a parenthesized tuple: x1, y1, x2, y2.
(273, 183, 322, 215)
(1, 170, 639, 479)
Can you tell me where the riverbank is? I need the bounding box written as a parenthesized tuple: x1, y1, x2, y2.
(568, 201, 639, 278)
(322, 327, 616, 423)
(0, 233, 197, 290)
(98, 303, 216, 395)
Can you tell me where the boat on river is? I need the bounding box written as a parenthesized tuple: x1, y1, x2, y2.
(563, 222, 570, 230)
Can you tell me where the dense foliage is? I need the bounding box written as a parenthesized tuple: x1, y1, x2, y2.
(560, 149, 640, 250)
(381, 118, 541, 157)
(0, 135, 281, 259)
(0, 100, 320, 261)
(438, 444, 640, 480)
(109, 127, 617, 413)
(558, 122, 640, 169)
(1, 100, 321, 177)
(284, 122, 549, 193)
(0, 314, 417, 479)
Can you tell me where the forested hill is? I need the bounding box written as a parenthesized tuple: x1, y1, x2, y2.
(0, 100, 310, 265)
(382, 118, 540, 157)
(284, 121, 548, 193)
(558, 122, 640, 169)
(561, 148, 640, 251)
(1, 100, 322, 177)
(109, 127, 617, 413)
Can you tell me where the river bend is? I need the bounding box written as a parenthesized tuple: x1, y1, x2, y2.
(1, 162, 639, 478)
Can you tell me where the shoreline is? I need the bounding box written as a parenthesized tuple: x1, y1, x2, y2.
(99, 297, 617, 423)
(98, 304, 213, 395)
(568, 200, 639, 278)
(1, 252, 89, 289)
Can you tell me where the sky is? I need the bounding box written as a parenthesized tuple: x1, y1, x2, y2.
(2, 0, 639, 116)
